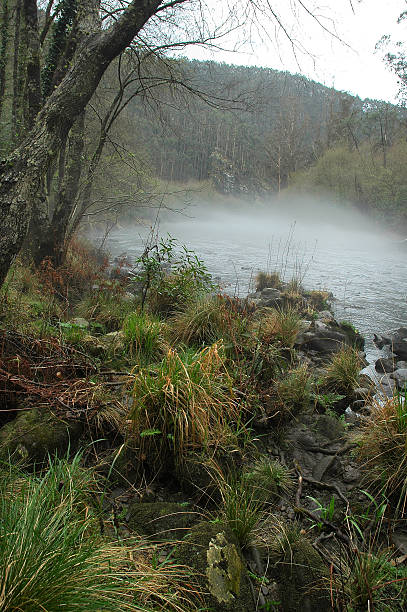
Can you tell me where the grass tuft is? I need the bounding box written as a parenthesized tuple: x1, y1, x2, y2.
(258, 306, 301, 348)
(322, 344, 363, 395)
(123, 310, 167, 365)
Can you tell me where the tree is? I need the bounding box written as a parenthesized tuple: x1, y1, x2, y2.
(0, 0, 346, 287)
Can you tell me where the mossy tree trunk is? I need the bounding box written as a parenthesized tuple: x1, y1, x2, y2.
(0, 0, 164, 286)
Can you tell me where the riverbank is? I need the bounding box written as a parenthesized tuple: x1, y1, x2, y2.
(1, 241, 407, 611)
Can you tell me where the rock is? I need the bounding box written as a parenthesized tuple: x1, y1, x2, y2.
(353, 387, 371, 400)
(316, 310, 335, 322)
(81, 331, 126, 357)
(375, 358, 396, 373)
(127, 501, 198, 540)
(374, 328, 407, 360)
(270, 529, 330, 612)
(68, 317, 89, 329)
(390, 368, 407, 389)
(261, 288, 282, 300)
(0, 408, 82, 463)
(397, 361, 407, 369)
(342, 463, 361, 484)
(122, 292, 136, 302)
(176, 522, 252, 611)
(299, 328, 347, 354)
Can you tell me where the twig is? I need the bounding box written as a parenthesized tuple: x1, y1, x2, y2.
(294, 506, 352, 547)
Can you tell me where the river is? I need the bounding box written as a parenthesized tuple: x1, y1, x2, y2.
(104, 199, 407, 365)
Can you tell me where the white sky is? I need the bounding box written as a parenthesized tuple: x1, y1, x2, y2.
(183, 0, 406, 102)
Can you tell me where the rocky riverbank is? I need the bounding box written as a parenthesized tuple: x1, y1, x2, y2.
(0, 246, 406, 611)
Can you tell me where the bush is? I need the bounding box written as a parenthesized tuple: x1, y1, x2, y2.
(255, 270, 282, 291)
(356, 389, 407, 503)
(130, 343, 239, 466)
(123, 310, 167, 365)
(170, 295, 248, 349)
(322, 345, 363, 396)
(257, 306, 301, 348)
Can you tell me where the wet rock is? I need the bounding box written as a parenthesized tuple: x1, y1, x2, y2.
(176, 522, 252, 611)
(391, 368, 407, 389)
(316, 310, 335, 322)
(270, 529, 330, 612)
(342, 463, 361, 484)
(127, 501, 198, 540)
(0, 408, 82, 463)
(374, 328, 407, 360)
(68, 317, 89, 329)
(375, 357, 396, 373)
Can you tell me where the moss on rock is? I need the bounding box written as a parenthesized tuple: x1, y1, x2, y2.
(176, 521, 253, 611)
(0, 407, 82, 463)
(127, 501, 198, 540)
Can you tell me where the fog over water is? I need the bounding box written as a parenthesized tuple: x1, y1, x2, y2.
(106, 196, 407, 364)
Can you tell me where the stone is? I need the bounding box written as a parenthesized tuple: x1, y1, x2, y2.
(375, 358, 396, 373)
(127, 501, 197, 540)
(176, 522, 252, 611)
(0, 408, 82, 463)
(353, 387, 371, 400)
(374, 328, 407, 360)
(342, 464, 361, 484)
(316, 310, 335, 322)
(397, 361, 407, 370)
(391, 368, 407, 389)
(68, 317, 89, 329)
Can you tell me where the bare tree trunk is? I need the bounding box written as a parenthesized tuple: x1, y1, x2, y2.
(0, 0, 10, 123)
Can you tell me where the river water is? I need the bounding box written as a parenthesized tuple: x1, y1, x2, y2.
(105, 199, 407, 364)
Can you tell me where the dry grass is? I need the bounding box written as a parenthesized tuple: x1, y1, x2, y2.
(255, 270, 282, 292)
(322, 345, 363, 396)
(356, 390, 407, 506)
(257, 306, 301, 348)
(130, 343, 239, 466)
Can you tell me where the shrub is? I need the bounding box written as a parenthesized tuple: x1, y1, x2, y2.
(356, 389, 407, 503)
(242, 458, 293, 503)
(255, 270, 282, 292)
(130, 343, 239, 466)
(170, 295, 248, 349)
(257, 306, 301, 348)
(322, 345, 363, 396)
(0, 454, 200, 611)
(123, 310, 167, 365)
(75, 285, 135, 331)
(269, 364, 312, 418)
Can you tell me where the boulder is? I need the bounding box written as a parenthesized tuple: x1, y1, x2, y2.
(375, 357, 396, 373)
(374, 328, 407, 360)
(391, 368, 407, 390)
(176, 522, 253, 611)
(68, 317, 89, 329)
(127, 501, 198, 540)
(0, 408, 82, 463)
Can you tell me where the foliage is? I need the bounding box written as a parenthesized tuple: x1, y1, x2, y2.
(322, 345, 363, 396)
(75, 285, 135, 332)
(130, 342, 239, 466)
(242, 457, 293, 503)
(123, 310, 167, 365)
(132, 235, 215, 316)
(257, 306, 301, 348)
(355, 388, 407, 504)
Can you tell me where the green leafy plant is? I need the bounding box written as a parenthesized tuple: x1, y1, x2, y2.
(243, 458, 293, 503)
(123, 310, 166, 365)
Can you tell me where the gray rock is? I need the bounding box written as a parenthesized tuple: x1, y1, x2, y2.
(374, 328, 407, 360)
(68, 317, 89, 329)
(397, 361, 407, 369)
(261, 287, 282, 299)
(391, 368, 407, 389)
(316, 310, 335, 322)
(342, 464, 361, 484)
(375, 358, 396, 373)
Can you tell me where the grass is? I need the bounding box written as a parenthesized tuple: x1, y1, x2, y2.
(75, 286, 136, 332)
(355, 389, 407, 507)
(123, 310, 167, 365)
(242, 457, 293, 503)
(217, 473, 264, 548)
(269, 364, 312, 419)
(331, 548, 407, 611)
(255, 270, 282, 291)
(170, 295, 248, 349)
(322, 344, 363, 396)
(0, 454, 200, 611)
(257, 306, 301, 348)
(130, 343, 240, 466)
